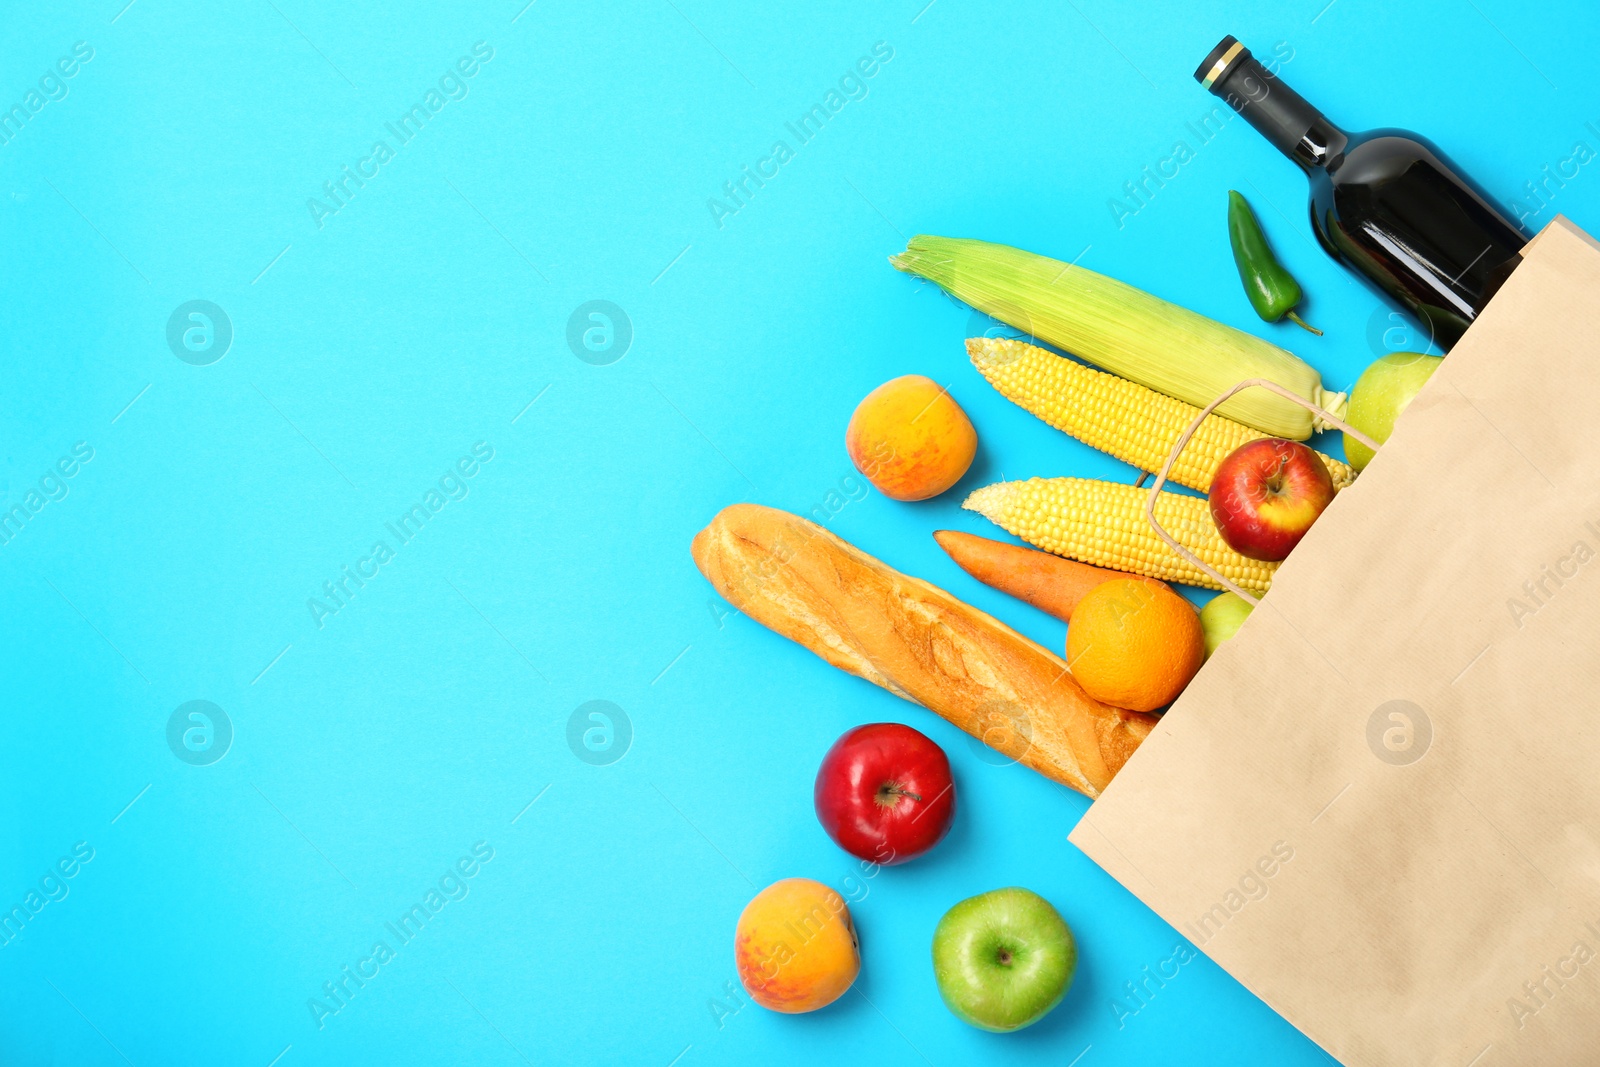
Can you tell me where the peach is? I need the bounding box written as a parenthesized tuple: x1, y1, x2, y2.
(734, 878, 859, 1013)
(846, 375, 977, 501)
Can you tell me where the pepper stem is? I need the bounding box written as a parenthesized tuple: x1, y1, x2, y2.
(1286, 311, 1323, 336)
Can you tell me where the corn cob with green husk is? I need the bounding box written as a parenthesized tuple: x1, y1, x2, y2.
(964, 477, 1278, 593)
(966, 336, 1356, 493)
(892, 236, 1345, 440)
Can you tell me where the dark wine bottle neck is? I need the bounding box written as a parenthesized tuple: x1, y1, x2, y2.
(1194, 37, 1345, 171)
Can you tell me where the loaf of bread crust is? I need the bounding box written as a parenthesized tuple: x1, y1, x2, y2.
(691, 504, 1158, 798)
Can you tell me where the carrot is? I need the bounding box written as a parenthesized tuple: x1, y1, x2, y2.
(933, 529, 1162, 622)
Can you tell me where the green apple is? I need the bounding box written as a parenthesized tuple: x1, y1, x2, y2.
(1343, 352, 1442, 471)
(1200, 592, 1254, 658)
(931, 887, 1075, 1032)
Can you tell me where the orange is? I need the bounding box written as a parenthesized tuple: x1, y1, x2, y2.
(1066, 578, 1205, 712)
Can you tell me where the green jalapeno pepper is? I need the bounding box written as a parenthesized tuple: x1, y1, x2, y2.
(1227, 189, 1321, 335)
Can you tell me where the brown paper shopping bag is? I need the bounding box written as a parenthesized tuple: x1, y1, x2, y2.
(1070, 216, 1600, 1066)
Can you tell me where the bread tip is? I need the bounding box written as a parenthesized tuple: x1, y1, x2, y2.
(690, 523, 713, 577)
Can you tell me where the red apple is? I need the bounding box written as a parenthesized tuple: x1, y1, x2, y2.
(814, 723, 954, 865)
(1208, 438, 1334, 562)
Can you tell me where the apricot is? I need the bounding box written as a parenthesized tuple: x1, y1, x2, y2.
(846, 375, 977, 501)
(734, 878, 859, 1013)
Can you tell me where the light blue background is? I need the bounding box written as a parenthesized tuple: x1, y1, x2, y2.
(4, 0, 1596, 1063)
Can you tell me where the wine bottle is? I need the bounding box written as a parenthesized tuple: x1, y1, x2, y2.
(1195, 36, 1526, 349)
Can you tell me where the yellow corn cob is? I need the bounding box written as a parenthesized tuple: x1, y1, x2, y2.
(891, 235, 1346, 439)
(964, 477, 1278, 593)
(968, 337, 1355, 493)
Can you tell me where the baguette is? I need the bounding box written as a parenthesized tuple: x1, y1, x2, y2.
(691, 504, 1158, 798)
